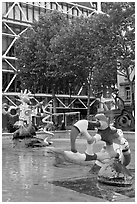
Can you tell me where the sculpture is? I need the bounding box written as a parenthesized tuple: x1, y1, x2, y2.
(97, 158, 133, 186)
(3, 89, 54, 147)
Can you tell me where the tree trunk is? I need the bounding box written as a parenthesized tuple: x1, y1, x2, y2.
(87, 83, 92, 120)
(52, 87, 57, 125)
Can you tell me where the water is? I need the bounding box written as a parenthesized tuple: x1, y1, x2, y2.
(2, 136, 90, 202)
(2, 135, 135, 202)
(2, 137, 55, 201)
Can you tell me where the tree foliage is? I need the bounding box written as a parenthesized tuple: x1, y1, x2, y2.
(102, 2, 135, 79)
(15, 10, 69, 93)
(15, 3, 135, 113)
(102, 2, 135, 110)
(49, 13, 118, 94)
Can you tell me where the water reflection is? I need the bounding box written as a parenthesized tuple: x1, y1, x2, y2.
(2, 138, 55, 201)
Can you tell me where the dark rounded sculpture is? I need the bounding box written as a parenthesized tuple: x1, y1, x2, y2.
(13, 124, 36, 139)
(13, 124, 51, 147)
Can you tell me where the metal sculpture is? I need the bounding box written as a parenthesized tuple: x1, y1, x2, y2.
(91, 90, 135, 131)
(3, 89, 55, 146)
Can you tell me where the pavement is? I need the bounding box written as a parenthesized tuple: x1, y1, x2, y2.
(2, 130, 135, 202)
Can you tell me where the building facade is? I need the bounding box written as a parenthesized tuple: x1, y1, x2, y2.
(117, 72, 135, 107)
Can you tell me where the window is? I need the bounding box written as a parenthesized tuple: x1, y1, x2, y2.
(125, 86, 131, 100)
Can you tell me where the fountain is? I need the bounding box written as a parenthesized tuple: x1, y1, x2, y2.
(3, 89, 54, 147)
(97, 158, 133, 186)
(50, 140, 133, 187)
(2, 90, 134, 196)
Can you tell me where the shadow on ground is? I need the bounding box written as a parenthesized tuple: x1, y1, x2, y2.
(50, 169, 135, 202)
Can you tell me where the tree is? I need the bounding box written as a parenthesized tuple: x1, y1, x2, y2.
(102, 2, 135, 113)
(15, 3, 135, 120)
(49, 14, 118, 118)
(50, 16, 94, 118)
(89, 13, 118, 92)
(15, 10, 70, 121)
